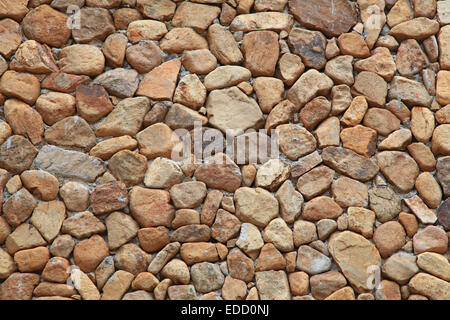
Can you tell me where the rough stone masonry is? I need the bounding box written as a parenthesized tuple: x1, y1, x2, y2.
(0, 0, 449, 301)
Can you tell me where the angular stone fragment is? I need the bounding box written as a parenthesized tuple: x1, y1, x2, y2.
(347, 207, 375, 238)
(376, 151, 420, 193)
(255, 270, 290, 300)
(352, 71, 387, 107)
(332, 176, 368, 208)
(329, 231, 381, 293)
(172, 1, 220, 32)
(234, 187, 278, 227)
(369, 186, 401, 223)
(93, 68, 140, 99)
(160, 28, 208, 53)
(354, 47, 396, 81)
(413, 226, 448, 255)
(209, 24, 243, 65)
(296, 245, 331, 275)
(60, 211, 105, 240)
(322, 146, 379, 181)
(287, 69, 334, 110)
(10, 40, 58, 74)
(75, 85, 113, 124)
(129, 186, 175, 228)
(378, 129, 412, 150)
(396, 39, 429, 76)
(22, 5, 71, 47)
(288, 28, 326, 70)
(0, 19, 22, 58)
(253, 77, 284, 114)
(338, 33, 370, 58)
(71, 269, 100, 300)
(137, 59, 180, 101)
(45, 116, 96, 151)
(41, 72, 90, 94)
(4, 99, 44, 145)
(0, 248, 16, 279)
(230, 12, 294, 32)
(325, 55, 354, 86)
(204, 66, 251, 91)
(404, 195, 437, 225)
(30, 201, 65, 242)
(5, 223, 46, 254)
(277, 124, 317, 161)
(191, 262, 224, 293)
(388, 76, 432, 107)
(164, 103, 207, 130)
(33, 145, 105, 183)
(314, 117, 340, 148)
(363, 108, 400, 136)
(289, 0, 357, 37)
(73, 7, 115, 44)
(96, 97, 150, 137)
(108, 150, 147, 187)
(0, 273, 40, 300)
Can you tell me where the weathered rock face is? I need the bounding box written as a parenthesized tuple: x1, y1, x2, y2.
(329, 231, 382, 293)
(288, 0, 357, 37)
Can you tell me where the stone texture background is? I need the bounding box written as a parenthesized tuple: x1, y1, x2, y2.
(0, 0, 449, 300)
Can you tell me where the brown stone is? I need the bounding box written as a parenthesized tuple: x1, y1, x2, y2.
(256, 243, 287, 271)
(75, 85, 113, 123)
(41, 72, 90, 94)
(407, 143, 436, 172)
(288, 0, 357, 37)
(388, 76, 432, 107)
(208, 23, 243, 65)
(126, 41, 162, 74)
(347, 207, 375, 238)
(338, 33, 370, 58)
(378, 129, 412, 150)
(409, 273, 450, 300)
(390, 17, 439, 41)
(352, 71, 387, 107)
(332, 176, 368, 208)
(137, 59, 180, 101)
(363, 108, 400, 136)
(138, 227, 169, 253)
(41, 257, 71, 283)
(322, 146, 379, 181)
(114, 243, 150, 275)
(143, 157, 183, 189)
(325, 55, 354, 86)
(376, 151, 420, 193)
(373, 221, 406, 258)
(0, 19, 22, 58)
(0, 273, 40, 300)
(91, 182, 128, 215)
(61, 211, 106, 240)
(3, 188, 37, 228)
(182, 49, 217, 75)
(96, 97, 150, 137)
(354, 47, 397, 81)
(170, 224, 211, 243)
(413, 226, 448, 254)
(277, 53, 305, 86)
(227, 248, 254, 283)
(114, 8, 143, 30)
(14, 246, 50, 272)
(0, 72, 40, 105)
(288, 28, 326, 70)
(172, 2, 220, 32)
(329, 231, 381, 293)
(35, 92, 75, 126)
(4, 99, 44, 145)
(180, 242, 219, 265)
(129, 186, 175, 228)
(302, 196, 342, 221)
(73, 7, 115, 44)
(73, 235, 109, 272)
(314, 117, 341, 148)
(22, 5, 71, 47)
(369, 186, 402, 222)
(44, 116, 96, 151)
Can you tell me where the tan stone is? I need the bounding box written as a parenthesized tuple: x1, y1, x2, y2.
(35, 92, 76, 126)
(253, 77, 284, 114)
(181, 49, 217, 75)
(14, 246, 50, 272)
(230, 12, 294, 33)
(314, 117, 341, 148)
(354, 47, 396, 81)
(376, 151, 419, 193)
(413, 226, 448, 254)
(338, 33, 370, 58)
(0, 273, 40, 300)
(325, 55, 354, 86)
(329, 231, 381, 293)
(277, 53, 304, 86)
(127, 20, 167, 42)
(390, 17, 439, 41)
(41, 72, 90, 94)
(160, 28, 208, 53)
(352, 71, 387, 107)
(389, 76, 432, 107)
(0, 72, 40, 105)
(409, 273, 450, 300)
(58, 45, 105, 76)
(407, 142, 436, 171)
(235, 187, 278, 227)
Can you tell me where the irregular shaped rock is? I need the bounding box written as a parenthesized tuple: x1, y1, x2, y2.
(93, 68, 140, 98)
(388, 76, 432, 107)
(235, 187, 279, 227)
(329, 231, 382, 293)
(137, 59, 180, 101)
(376, 151, 420, 193)
(288, 28, 326, 70)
